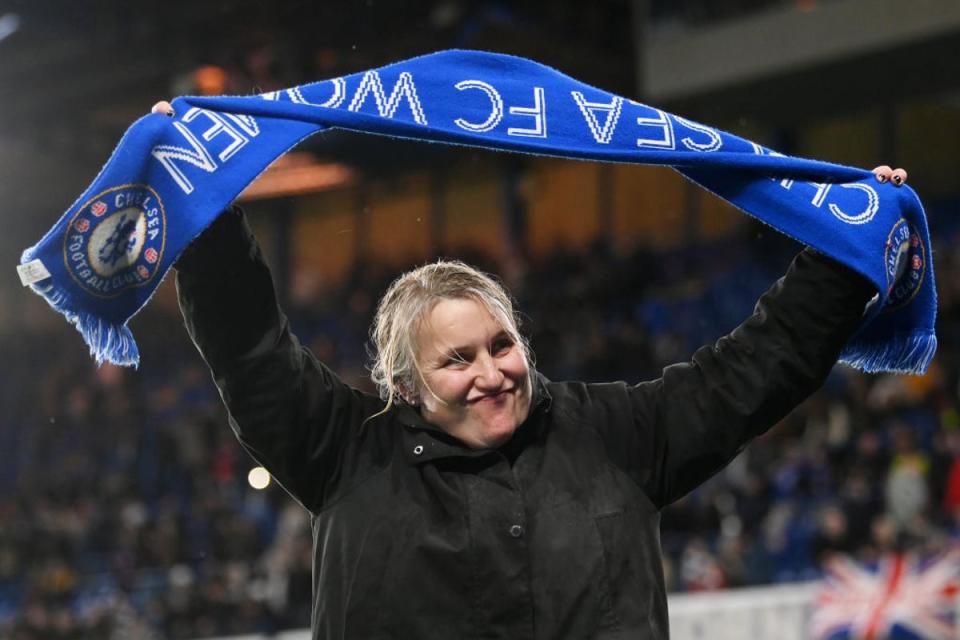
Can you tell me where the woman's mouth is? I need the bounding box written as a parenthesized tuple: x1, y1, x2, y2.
(470, 389, 513, 404)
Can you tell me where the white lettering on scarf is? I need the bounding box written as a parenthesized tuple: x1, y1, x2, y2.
(223, 113, 261, 137)
(675, 116, 722, 152)
(292, 81, 346, 109)
(751, 143, 879, 225)
(829, 183, 879, 224)
(347, 71, 427, 125)
(151, 108, 260, 195)
(453, 80, 504, 133)
(507, 87, 547, 138)
(571, 92, 622, 144)
(262, 80, 346, 110)
(781, 180, 832, 207)
(632, 102, 675, 150)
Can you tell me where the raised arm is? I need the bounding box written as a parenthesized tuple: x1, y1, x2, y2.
(631, 248, 875, 508)
(175, 207, 388, 513)
(605, 166, 907, 509)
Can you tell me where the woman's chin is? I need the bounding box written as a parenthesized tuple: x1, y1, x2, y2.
(480, 427, 516, 449)
(465, 418, 518, 449)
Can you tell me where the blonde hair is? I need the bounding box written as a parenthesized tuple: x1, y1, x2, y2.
(369, 259, 530, 412)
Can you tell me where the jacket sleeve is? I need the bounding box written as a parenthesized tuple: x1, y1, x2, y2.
(175, 207, 386, 513)
(625, 248, 875, 509)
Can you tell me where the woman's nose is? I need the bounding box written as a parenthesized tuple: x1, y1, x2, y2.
(474, 352, 504, 389)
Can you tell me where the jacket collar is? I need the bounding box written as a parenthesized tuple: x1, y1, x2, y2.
(397, 370, 552, 465)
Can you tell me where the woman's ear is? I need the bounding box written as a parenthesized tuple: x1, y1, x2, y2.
(398, 382, 419, 406)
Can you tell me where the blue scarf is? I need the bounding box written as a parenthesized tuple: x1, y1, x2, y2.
(18, 49, 936, 372)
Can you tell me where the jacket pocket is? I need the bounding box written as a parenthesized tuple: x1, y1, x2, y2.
(593, 508, 659, 634)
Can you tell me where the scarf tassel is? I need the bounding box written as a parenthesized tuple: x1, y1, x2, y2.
(23, 263, 140, 366)
(840, 331, 937, 375)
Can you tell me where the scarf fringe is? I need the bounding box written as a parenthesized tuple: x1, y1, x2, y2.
(839, 331, 937, 375)
(23, 262, 140, 367)
(75, 313, 140, 367)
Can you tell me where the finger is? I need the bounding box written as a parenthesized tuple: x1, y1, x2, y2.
(873, 165, 892, 183)
(151, 100, 174, 116)
(891, 168, 908, 186)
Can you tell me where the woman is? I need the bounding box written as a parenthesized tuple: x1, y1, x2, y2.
(165, 83, 907, 640)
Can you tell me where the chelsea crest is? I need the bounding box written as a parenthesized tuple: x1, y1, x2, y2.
(63, 184, 166, 297)
(883, 217, 925, 311)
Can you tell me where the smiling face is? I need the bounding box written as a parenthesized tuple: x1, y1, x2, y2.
(414, 297, 532, 449)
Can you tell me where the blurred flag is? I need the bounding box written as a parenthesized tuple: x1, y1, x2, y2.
(812, 550, 960, 639)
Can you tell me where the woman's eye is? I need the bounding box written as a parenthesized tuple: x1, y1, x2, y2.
(492, 339, 513, 355)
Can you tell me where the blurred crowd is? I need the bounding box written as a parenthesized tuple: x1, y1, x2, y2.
(1, 202, 958, 639)
(649, 0, 808, 26)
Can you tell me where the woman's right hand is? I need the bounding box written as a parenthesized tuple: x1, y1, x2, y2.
(872, 165, 908, 186)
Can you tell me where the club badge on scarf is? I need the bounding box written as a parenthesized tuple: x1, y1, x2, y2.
(18, 49, 936, 371)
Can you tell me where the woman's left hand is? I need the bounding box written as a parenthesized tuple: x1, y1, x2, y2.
(872, 165, 908, 186)
(151, 100, 175, 116)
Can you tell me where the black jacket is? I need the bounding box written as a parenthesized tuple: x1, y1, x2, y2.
(176, 208, 875, 639)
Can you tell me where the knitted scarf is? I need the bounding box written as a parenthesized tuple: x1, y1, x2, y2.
(17, 49, 936, 372)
